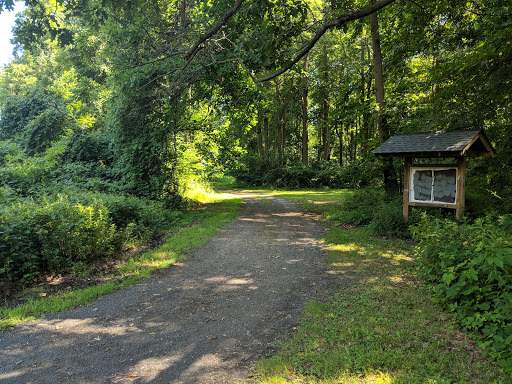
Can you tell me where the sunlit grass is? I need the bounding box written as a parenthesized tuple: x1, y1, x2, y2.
(0, 192, 242, 330)
(250, 189, 504, 384)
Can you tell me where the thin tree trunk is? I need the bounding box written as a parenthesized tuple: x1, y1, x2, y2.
(336, 122, 343, 166)
(257, 108, 264, 159)
(277, 78, 294, 164)
(370, 2, 399, 195)
(274, 82, 283, 163)
(301, 56, 309, 166)
(322, 99, 330, 160)
(263, 116, 269, 161)
(360, 42, 370, 154)
(321, 45, 331, 161)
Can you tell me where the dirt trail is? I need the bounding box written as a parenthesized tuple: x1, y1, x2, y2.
(0, 193, 346, 384)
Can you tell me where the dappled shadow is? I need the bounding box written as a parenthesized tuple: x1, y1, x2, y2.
(0, 194, 342, 384)
(275, 222, 502, 383)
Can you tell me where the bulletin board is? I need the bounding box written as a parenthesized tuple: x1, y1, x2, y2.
(403, 159, 466, 221)
(410, 167, 457, 205)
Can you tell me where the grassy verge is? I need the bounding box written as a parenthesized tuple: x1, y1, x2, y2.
(249, 189, 505, 384)
(0, 192, 242, 330)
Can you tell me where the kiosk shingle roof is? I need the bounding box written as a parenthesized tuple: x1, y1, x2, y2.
(373, 130, 495, 158)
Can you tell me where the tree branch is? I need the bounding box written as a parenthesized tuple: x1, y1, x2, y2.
(254, 0, 397, 83)
(184, 0, 245, 61)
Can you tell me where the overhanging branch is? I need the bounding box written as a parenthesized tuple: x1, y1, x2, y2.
(184, 0, 245, 61)
(253, 0, 397, 83)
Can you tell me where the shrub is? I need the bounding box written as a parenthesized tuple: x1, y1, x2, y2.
(329, 188, 387, 226)
(229, 156, 384, 189)
(413, 215, 512, 374)
(0, 192, 182, 286)
(0, 196, 118, 284)
(369, 199, 409, 238)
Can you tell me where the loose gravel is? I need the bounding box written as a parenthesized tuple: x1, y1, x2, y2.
(0, 193, 346, 383)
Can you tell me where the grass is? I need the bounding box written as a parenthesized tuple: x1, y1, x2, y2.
(248, 188, 506, 384)
(0, 192, 242, 330)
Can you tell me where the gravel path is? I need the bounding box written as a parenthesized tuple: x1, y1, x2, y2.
(0, 193, 345, 384)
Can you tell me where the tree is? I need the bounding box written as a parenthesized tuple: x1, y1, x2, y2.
(369, 0, 398, 195)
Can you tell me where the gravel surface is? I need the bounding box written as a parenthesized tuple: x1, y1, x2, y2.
(0, 193, 346, 384)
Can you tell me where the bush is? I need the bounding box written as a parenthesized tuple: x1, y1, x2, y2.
(413, 215, 512, 374)
(327, 189, 410, 238)
(229, 156, 384, 189)
(369, 200, 409, 238)
(329, 188, 386, 226)
(0, 192, 182, 286)
(0, 196, 118, 284)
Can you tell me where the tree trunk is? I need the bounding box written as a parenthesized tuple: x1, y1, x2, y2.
(263, 116, 269, 161)
(321, 45, 331, 161)
(322, 99, 330, 160)
(336, 122, 343, 166)
(276, 78, 294, 164)
(274, 82, 283, 163)
(257, 107, 264, 159)
(301, 55, 309, 166)
(360, 41, 370, 154)
(370, 2, 399, 195)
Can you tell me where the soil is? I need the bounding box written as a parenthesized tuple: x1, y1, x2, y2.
(0, 193, 348, 384)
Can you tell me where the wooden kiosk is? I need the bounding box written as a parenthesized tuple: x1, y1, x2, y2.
(373, 130, 495, 221)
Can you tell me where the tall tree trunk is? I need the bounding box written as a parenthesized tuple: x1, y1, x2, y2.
(301, 55, 309, 165)
(321, 45, 331, 161)
(257, 107, 264, 159)
(274, 81, 283, 163)
(360, 41, 370, 154)
(276, 78, 294, 164)
(322, 99, 330, 160)
(370, 2, 399, 195)
(336, 121, 343, 166)
(263, 116, 269, 161)
(351, 126, 356, 162)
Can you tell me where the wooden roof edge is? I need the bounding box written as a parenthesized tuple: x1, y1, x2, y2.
(461, 130, 496, 158)
(376, 151, 495, 158)
(375, 151, 465, 158)
(374, 129, 496, 158)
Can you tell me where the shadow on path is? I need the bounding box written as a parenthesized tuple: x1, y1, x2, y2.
(0, 194, 347, 384)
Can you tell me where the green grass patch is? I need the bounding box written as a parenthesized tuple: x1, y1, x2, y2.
(0, 193, 242, 330)
(250, 189, 505, 384)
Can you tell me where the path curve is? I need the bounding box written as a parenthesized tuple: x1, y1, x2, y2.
(0, 193, 344, 384)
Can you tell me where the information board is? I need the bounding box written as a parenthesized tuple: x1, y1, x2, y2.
(410, 167, 457, 205)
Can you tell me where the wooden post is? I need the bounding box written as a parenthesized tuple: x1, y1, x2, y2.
(403, 157, 412, 222)
(456, 156, 466, 221)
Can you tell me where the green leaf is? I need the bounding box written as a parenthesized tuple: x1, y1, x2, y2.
(442, 272, 456, 285)
(487, 257, 504, 269)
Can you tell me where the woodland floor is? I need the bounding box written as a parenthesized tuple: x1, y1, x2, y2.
(0, 193, 345, 384)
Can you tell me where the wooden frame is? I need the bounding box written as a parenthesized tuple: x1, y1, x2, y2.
(403, 157, 466, 221)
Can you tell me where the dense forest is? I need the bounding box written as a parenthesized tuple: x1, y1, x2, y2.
(0, 0, 511, 373)
(1, 0, 510, 200)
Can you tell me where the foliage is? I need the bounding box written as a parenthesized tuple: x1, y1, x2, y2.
(322, 188, 408, 238)
(0, 191, 182, 286)
(0, 193, 242, 330)
(368, 198, 409, 238)
(413, 215, 512, 374)
(230, 156, 383, 189)
(0, 195, 117, 284)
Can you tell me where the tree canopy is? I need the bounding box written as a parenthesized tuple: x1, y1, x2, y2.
(0, 0, 510, 204)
